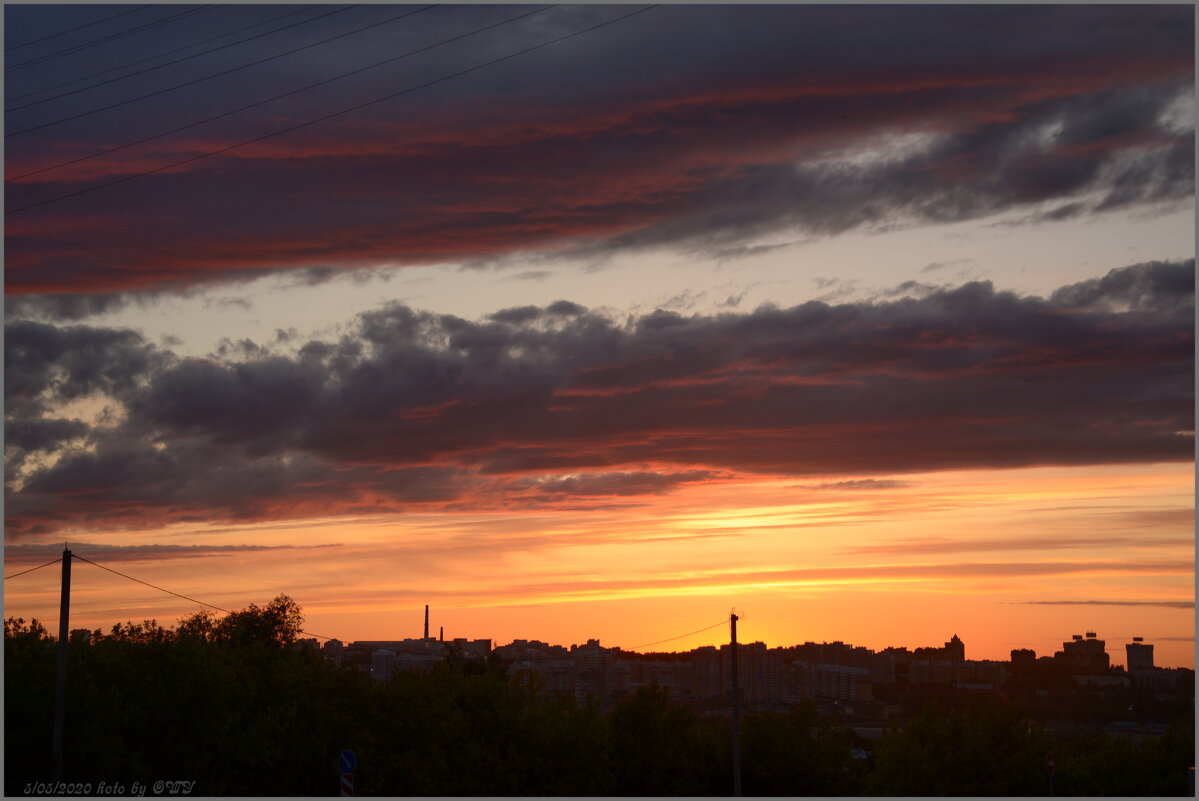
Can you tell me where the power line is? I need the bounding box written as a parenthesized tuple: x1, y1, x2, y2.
(493, 619, 729, 664)
(627, 619, 729, 651)
(8, 6, 216, 72)
(4, 558, 63, 581)
(8, 4, 543, 182)
(6, 5, 376, 132)
(6, 5, 342, 108)
(6, 4, 659, 216)
(72, 553, 234, 615)
(60, 551, 724, 671)
(72, 552, 340, 643)
(5, 6, 150, 52)
(69, 549, 397, 648)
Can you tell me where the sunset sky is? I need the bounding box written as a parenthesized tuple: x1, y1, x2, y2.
(4, 4, 1194, 668)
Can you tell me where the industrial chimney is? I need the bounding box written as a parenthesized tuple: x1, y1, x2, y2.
(424, 605, 429, 640)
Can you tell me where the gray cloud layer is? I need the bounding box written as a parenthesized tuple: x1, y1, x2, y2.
(5, 6, 1192, 295)
(5, 261, 1193, 536)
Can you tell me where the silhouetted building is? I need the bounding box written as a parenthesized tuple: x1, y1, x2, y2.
(451, 637, 492, 659)
(1054, 631, 1109, 672)
(1073, 673, 1129, 688)
(914, 634, 965, 662)
(909, 659, 955, 685)
(293, 637, 319, 653)
(322, 638, 344, 665)
(1129, 666, 1192, 696)
(944, 634, 965, 662)
(955, 659, 1006, 688)
(691, 646, 722, 697)
(815, 662, 872, 701)
(1010, 648, 1036, 667)
(609, 653, 691, 699)
(572, 639, 614, 704)
(907, 634, 966, 684)
(881, 646, 912, 685)
(371, 649, 396, 680)
(1126, 637, 1154, 671)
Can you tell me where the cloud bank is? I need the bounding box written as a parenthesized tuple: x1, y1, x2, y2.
(4, 5, 1192, 295)
(5, 261, 1192, 536)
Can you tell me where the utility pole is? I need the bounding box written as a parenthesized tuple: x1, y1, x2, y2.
(52, 548, 72, 780)
(730, 611, 742, 797)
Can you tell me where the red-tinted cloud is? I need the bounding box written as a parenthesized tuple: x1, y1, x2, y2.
(5, 20, 1192, 295)
(5, 262, 1192, 536)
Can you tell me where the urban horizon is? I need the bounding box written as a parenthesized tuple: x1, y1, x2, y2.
(35, 585, 1194, 670)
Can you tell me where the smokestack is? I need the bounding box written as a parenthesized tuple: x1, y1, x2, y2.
(439, 626, 444, 642)
(424, 605, 429, 640)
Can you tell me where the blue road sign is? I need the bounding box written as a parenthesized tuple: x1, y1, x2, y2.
(339, 749, 357, 775)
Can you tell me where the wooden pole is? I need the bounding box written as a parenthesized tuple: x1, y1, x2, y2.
(730, 612, 741, 797)
(52, 548, 72, 779)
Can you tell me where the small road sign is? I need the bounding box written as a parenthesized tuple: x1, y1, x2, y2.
(1046, 751, 1055, 776)
(339, 750, 357, 775)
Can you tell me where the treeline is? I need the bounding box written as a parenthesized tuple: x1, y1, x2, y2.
(5, 597, 1193, 796)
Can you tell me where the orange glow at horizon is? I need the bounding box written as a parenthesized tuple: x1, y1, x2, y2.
(4, 462, 1193, 668)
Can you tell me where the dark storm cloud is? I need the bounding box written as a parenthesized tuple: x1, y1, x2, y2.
(4, 430, 475, 535)
(1050, 259, 1195, 312)
(4, 5, 1192, 294)
(4, 320, 165, 415)
(4, 417, 90, 453)
(5, 262, 1193, 535)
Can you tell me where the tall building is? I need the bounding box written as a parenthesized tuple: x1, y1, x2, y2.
(371, 649, 396, 680)
(944, 634, 965, 662)
(1054, 631, 1109, 672)
(1126, 637, 1154, 671)
(322, 638, 344, 665)
(691, 646, 722, 697)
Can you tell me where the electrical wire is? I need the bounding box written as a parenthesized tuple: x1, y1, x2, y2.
(8, 6, 216, 72)
(626, 619, 729, 651)
(491, 619, 730, 664)
(70, 556, 438, 652)
(6, 5, 342, 108)
(72, 552, 340, 642)
(65, 551, 724, 671)
(7, 5, 376, 132)
(72, 553, 235, 615)
(8, 4, 541, 182)
(6, 4, 659, 216)
(6, 6, 150, 52)
(4, 557, 63, 581)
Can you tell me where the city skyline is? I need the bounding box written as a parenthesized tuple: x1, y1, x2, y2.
(4, 5, 1195, 671)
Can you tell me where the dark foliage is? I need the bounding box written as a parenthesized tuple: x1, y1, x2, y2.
(5, 601, 1194, 796)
